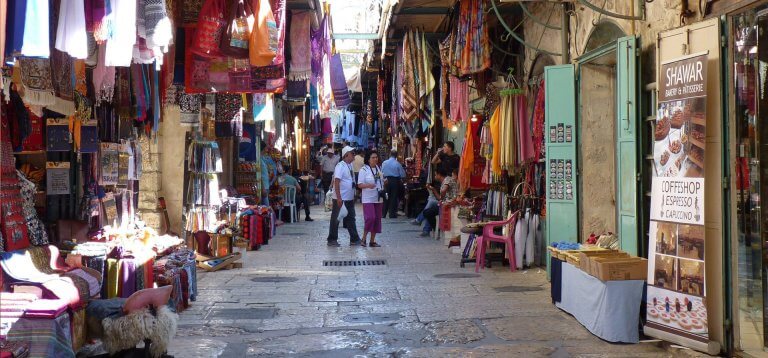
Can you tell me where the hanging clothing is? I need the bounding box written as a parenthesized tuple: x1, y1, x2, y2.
(104, 0, 137, 67)
(449, 76, 469, 122)
(517, 95, 534, 163)
(4, 0, 26, 63)
(55, 0, 89, 59)
(22, 0, 50, 58)
(329, 54, 350, 108)
(401, 32, 418, 122)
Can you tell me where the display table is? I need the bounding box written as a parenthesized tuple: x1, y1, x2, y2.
(553, 258, 645, 343)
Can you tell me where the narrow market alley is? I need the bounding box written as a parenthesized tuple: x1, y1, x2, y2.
(168, 208, 679, 358)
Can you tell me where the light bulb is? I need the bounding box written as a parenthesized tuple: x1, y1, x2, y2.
(302, 144, 307, 149)
(451, 125, 458, 132)
(471, 114, 478, 122)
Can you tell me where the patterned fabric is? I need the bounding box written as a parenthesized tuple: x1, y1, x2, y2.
(453, 0, 490, 75)
(17, 170, 49, 246)
(51, 50, 74, 101)
(181, 0, 204, 25)
(288, 11, 312, 80)
(178, 89, 202, 126)
(2, 313, 74, 357)
(115, 67, 133, 118)
(214, 94, 243, 137)
(18, 57, 56, 106)
(401, 32, 418, 122)
(310, 16, 329, 83)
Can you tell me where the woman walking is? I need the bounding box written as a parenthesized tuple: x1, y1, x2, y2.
(358, 151, 384, 247)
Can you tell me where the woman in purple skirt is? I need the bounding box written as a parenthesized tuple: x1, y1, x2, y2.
(358, 151, 384, 247)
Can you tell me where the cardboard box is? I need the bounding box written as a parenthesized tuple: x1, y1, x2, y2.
(592, 258, 648, 281)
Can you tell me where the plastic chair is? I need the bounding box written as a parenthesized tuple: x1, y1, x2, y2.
(282, 186, 297, 223)
(475, 210, 520, 273)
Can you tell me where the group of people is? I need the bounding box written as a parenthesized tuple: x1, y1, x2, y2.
(319, 140, 463, 248)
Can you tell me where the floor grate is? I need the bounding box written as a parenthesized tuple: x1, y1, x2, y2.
(323, 260, 387, 267)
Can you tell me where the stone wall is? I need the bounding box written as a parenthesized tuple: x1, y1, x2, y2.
(137, 136, 163, 230)
(159, 106, 189, 235)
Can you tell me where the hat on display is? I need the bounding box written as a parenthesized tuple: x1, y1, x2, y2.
(342, 146, 355, 157)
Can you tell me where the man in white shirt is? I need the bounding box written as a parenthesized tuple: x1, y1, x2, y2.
(326, 146, 361, 246)
(318, 147, 340, 194)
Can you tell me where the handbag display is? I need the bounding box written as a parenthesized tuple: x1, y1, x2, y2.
(193, 0, 228, 57)
(249, 0, 277, 66)
(220, 0, 254, 58)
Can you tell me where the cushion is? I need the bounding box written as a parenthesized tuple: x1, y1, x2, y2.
(123, 286, 173, 314)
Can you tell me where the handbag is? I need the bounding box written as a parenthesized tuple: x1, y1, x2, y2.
(220, 0, 254, 58)
(249, 0, 277, 66)
(193, 0, 228, 57)
(324, 188, 334, 212)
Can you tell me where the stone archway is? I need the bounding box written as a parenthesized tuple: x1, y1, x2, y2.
(583, 21, 625, 53)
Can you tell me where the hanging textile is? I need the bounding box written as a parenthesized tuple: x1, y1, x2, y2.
(104, 0, 137, 67)
(86, 0, 107, 40)
(56, 0, 89, 59)
(22, 0, 50, 58)
(329, 54, 350, 108)
(401, 32, 418, 122)
(138, 0, 173, 50)
(3, 0, 26, 63)
(517, 94, 534, 164)
(532, 80, 546, 161)
(498, 94, 517, 172)
(459, 120, 475, 191)
(449, 76, 469, 122)
(289, 11, 312, 81)
(17, 57, 56, 106)
(453, 0, 490, 75)
(419, 31, 435, 129)
(214, 94, 244, 138)
(0, 0, 8, 65)
(92, 43, 115, 104)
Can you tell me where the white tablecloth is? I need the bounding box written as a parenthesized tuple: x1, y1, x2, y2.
(556, 262, 645, 343)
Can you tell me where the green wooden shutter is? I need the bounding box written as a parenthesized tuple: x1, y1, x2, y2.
(616, 36, 639, 255)
(545, 65, 578, 259)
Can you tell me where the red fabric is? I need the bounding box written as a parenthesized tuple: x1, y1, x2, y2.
(22, 110, 44, 151)
(145, 258, 154, 289)
(192, 0, 227, 57)
(439, 205, 451, 231)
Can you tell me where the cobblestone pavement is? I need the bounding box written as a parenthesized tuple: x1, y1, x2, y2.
(167, 206, 702, 357)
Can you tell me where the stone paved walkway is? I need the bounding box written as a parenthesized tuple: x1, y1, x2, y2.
(166, 206, 699, 357)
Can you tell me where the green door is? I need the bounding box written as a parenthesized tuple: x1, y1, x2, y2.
(545, 65, 578, 265)
(616, 36, 639, 255)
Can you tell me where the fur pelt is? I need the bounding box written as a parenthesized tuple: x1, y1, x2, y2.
(101, 306, 178, 357)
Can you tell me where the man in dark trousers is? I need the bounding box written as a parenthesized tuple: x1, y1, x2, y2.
(381, 149, 406, 219)
(326, 146, 361, 246)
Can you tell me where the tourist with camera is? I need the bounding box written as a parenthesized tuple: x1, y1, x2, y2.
(358, 151, 385, 247)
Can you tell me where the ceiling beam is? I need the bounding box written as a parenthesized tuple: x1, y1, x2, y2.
(333, 33, 380, 40)
(397, 7, 450, 15)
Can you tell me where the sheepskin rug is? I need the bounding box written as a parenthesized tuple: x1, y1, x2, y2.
(101, 306, 178, 357)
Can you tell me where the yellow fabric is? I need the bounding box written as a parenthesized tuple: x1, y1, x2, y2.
(107, 258, 119, 298)
(490, 106, 501, 175)
(68, 117, 82, 152)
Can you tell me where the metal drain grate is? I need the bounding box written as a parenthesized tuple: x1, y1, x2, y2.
(323, 260, 387, 267)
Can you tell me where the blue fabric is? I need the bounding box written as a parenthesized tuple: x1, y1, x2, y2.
(21, 0, 49, 57)
(550, 257, 562, 304)
(556, 262, 644, 343)
(86, 298, 127, 321)
(5, 0, 27, 62)
(382, 158, 406, 178)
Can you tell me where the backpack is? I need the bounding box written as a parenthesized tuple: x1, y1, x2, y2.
(249, 0, 277, 66)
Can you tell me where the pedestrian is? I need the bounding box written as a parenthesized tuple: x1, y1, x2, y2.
(431, 141, 461, 175)
(326, 146, 361, 247)
(358, 151, 384, 247)
(294, 168, 314, 221)
(382, 149, 406, 219)
(319, 147, 339, 195)
(353, 149, 365, 200)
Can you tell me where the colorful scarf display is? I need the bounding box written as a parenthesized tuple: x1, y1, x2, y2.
(289, 11, 312, 81)
(451, 0, 490, 75)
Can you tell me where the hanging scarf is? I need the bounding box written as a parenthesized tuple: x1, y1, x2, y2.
(532, 80, 546, 161)
(4, 0, 26, 63)
(179, 90, 202, 126)
(92, 43, 116, 104)
(85, 0, 106, 35)
(18, 57, 56, 106)
(329, 54, 350, 108)
(490, 105, 501, 176)
(516, 94, 534, 164)
(105, 0, 137, 67)
(181, 0, 204, 26)
(215, 94, 243, 138)
(21, 0, 50, 58)
(114, 67, 133, 118)
(310, 16, 329, 83)
(131, 64, 148, 122)
(138, 0, 173, 49)
(288, 11, 312, 81)
(459, 121, 475, 191)
(55, 0, 89, 59)
(401, 32, 418, 122)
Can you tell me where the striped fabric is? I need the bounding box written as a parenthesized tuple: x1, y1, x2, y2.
(2, 313, 74, 358)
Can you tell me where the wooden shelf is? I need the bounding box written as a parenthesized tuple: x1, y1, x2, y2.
(687, 153, 704, 169)
(13, 150, 45, 155)
(690, 115, 705, 127)
(689, 137, 705, 150)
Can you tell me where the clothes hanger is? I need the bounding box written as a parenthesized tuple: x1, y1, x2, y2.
(500, 68, 524, 96)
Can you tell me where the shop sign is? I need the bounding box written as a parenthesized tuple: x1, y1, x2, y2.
(100, 143, 120, 185)
(646, 53, 709, 343)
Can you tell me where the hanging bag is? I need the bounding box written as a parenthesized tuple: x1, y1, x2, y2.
(193, 0, 228, 57)
(249, 0, 277, 66)
(220, 0, 254, 58)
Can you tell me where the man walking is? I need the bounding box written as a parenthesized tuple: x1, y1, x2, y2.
(326, 146, 361, 247)
(319, 147, 339, 195)
(382, 149, 406, 219)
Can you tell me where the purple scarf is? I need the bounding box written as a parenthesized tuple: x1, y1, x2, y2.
(329, 54, 350, 108)
(310, 16, 329, 84)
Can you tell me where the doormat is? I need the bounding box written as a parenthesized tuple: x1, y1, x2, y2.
(323, 260, 387, 267)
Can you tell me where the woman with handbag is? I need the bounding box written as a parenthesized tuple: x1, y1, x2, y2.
(358, 151, 384, 247)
